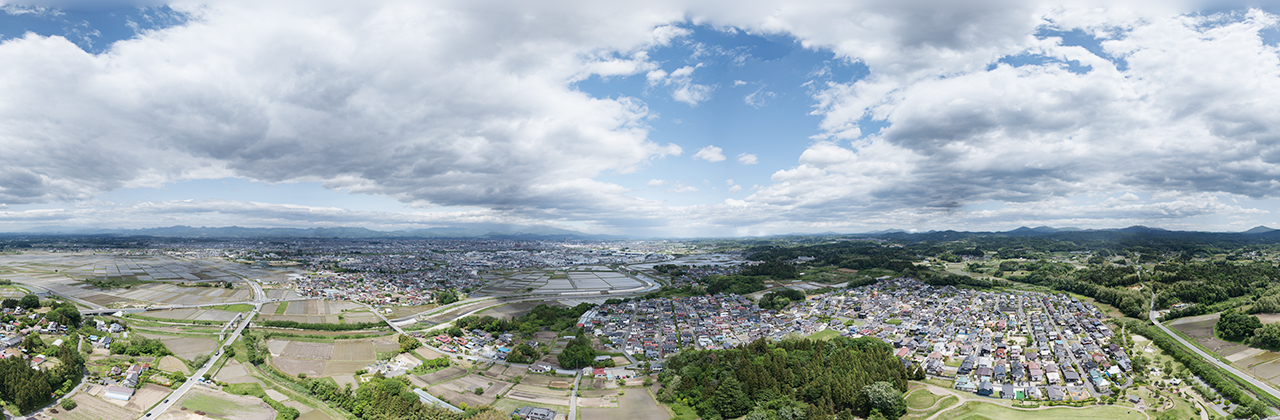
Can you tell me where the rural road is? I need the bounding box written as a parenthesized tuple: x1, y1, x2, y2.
(140, 279, 266, 419)
(1148, 291, 1280, 404)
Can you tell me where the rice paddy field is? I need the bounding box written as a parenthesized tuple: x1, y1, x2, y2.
(475, 268, 646, 296)
(0, 251, 301, 309)
(258, 299, 369, 324)
(267, 336, 397, 377)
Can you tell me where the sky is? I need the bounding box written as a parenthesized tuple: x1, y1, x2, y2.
(3, 1, 1280, 237)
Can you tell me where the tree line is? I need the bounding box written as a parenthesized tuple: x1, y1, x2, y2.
(0, 338, 85, 413)
(658, 336, 909, 420)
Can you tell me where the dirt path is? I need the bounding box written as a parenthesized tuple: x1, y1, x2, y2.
(914, 382, 1151, 420)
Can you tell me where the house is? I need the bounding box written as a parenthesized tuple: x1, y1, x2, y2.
(513, 406, 556, 420)
(104, 385, 135, 401)
(1047, 386, 1064, 401)
(977, 381, 994, 397)
(1001, 384, 1014, 399)
(529, 364, 552, 373)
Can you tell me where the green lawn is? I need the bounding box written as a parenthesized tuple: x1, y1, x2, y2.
(905, 396, 958, 420)
(886, 318, 903, 325)
(808, 329, 841, 341)
(274, 302, 289, 315)
(906, 389, 941, 410)
(936, 401, 1147, 420)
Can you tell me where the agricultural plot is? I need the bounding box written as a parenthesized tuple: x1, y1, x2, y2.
(164, 387, 276, 420)
(268, 338, 379, 378)
(143, 307, 245, 322)
(580, 391, 667, 420)
(426, 375, 512, 407)
(0, 252, 297, 309)
(418, 366, 469, 385)
(258, 299, 364, 324)
(475, 268, 645, 296)
(126, 384, 174, 412)
(137, 333, 219, 361)
(0, 285, 29, 298)
(1168, 313, 1280, 385)
(504, 385, 572, 406)
(56, 390, 139, 420)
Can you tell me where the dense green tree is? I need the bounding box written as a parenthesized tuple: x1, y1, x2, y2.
(1217, 310, 1263, 342)
(18, 294, 39, 309)
(557, 333, 596, 369)
(1, 298, 16, 308)
(864, 381, 906, 420)
(1253, 295, 1280, 314)
(507, 344, 539, 364)
(713, 375, 751, 419)
(397, 334, 420, 353)
(1255, 323, 1280, 350)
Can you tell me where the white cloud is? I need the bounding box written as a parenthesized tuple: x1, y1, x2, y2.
(647, 64, 714, 105)
(729, 185, 742, 193)
(743, 87, 775, 108)
(693, 145, 726, 162)
(0, 1, 691, 222)
(725, 179, 734, 186)
(647, 179, 668, 187)
(5, 2, 1280, 235)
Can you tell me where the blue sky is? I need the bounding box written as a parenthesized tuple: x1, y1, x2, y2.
(3, 1, 1280, 236)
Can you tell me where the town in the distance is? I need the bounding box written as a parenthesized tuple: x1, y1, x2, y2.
(5, 226, 1280, 420)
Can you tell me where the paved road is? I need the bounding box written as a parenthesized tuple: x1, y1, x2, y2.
(139, 279, 266, 419)
(1148, 291, 1280, 403)
(569, 371, 582, 420)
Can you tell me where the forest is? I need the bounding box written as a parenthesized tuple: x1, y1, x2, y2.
(0, 339, 85, 413)
(658, 336, 911, 420)
(452, 302, 597, 336)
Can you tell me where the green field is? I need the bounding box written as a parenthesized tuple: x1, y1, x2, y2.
(808, 329, 841, 341)
(207, 304, 254, 312)
(937, 401, 1146, 420)
(906, 389, 941, 410)
(178, 392, 245, 417)
(905, 395, 958, 420)
(275, 302, 289, 315)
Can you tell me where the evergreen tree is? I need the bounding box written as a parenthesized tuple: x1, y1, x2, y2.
(714, 375, 751, 419)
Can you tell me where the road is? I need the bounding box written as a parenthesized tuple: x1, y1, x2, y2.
(1148, 290, 1280, 403)
(140, 279, 267, 419)
(569, 370, 582, 420)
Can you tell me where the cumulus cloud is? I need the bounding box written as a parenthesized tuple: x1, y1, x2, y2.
(5, 1, 1280, 235)
(730, 8, 1280, 232)
(693, 145, 726, 162)
(647, 179, 668, 187)
(0, 1, 691, 222)
(729, 185, 742, 193)
(646, 64, 714, 105)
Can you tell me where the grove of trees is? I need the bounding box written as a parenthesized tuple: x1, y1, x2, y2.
(658, 336, 909, 419)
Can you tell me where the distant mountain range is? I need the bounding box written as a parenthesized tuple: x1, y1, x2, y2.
(4, 225, 624, 240)
(1, 224, 1276, 241)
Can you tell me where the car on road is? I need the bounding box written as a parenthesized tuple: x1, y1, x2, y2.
(164, 399, 169, 403)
